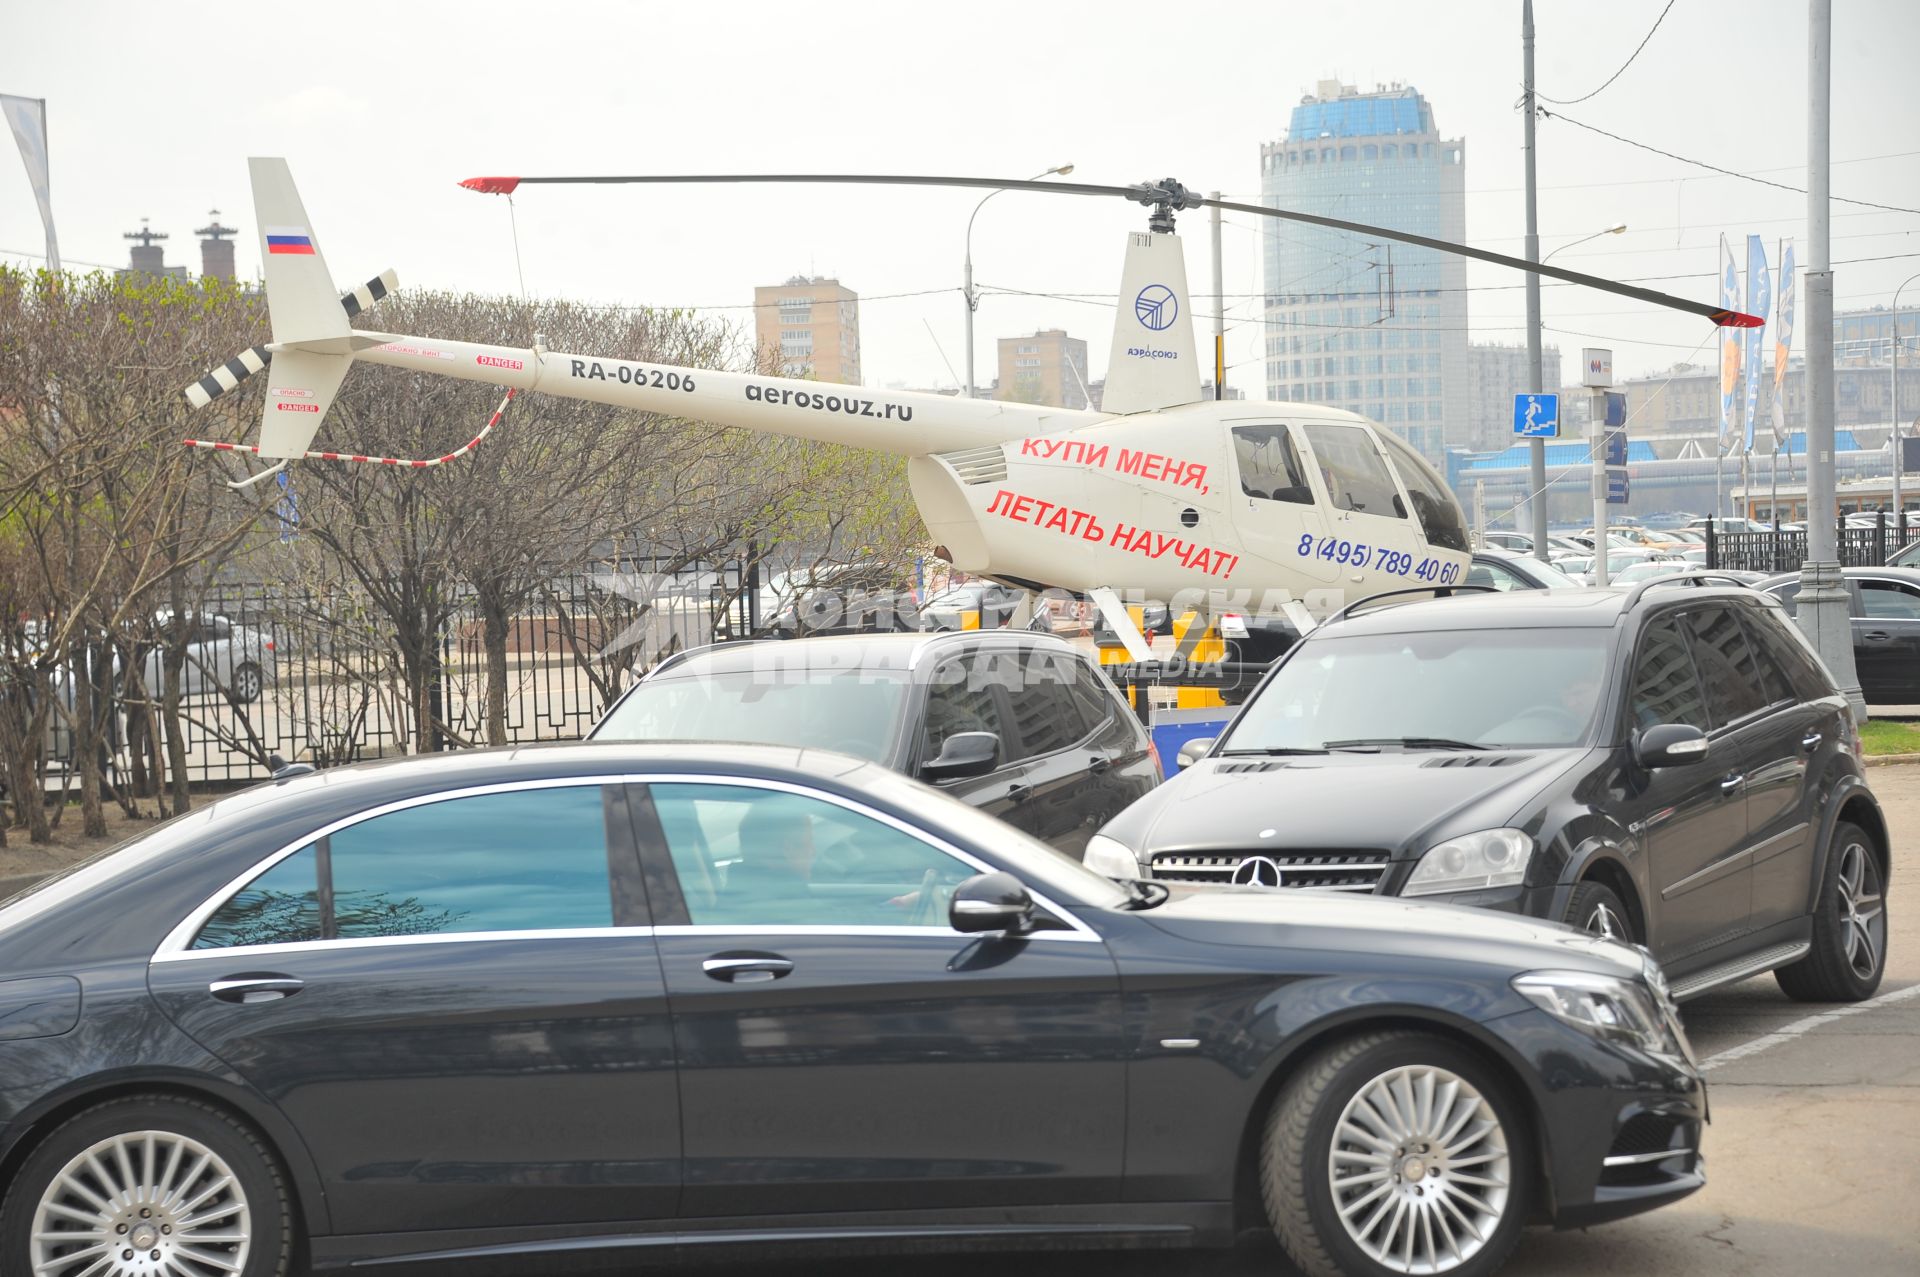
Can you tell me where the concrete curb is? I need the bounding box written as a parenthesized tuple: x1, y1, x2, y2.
(1865, 753, 1920, 768)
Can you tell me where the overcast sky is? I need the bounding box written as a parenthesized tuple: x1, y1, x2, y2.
(4, 0, 1917, 394)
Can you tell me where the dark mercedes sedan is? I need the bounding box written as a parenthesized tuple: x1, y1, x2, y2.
(0, 743, 1700, 1277)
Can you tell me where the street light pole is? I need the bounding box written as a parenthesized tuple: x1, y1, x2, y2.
(964, 163, 1072, 399)
(1892, 272, 1919, 524)
(1542, 222, 1627, 265)
(1799, 0, 1865, 721)
(1522, 0, 1548, 564)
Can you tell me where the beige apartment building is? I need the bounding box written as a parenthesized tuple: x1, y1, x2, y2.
(996, 329, 1089, 409)
(753, 276, 862, 384)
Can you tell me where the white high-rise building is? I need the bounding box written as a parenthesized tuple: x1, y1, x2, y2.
(1260, 81, 1469, 462)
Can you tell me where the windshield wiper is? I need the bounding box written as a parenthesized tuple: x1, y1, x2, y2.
(1120, 879, 1171, 910)
(1322, 736, 1489, 752)
(1217, 746, 1329, 756)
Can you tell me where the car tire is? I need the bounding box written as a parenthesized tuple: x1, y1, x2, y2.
(1562, 881, 1635, 944)
(0, 1093, 293, 1277)
(229, 661, 264, 704)
(1775, 821, 1887, 1003)
(1261, 1030, 1530, 1277)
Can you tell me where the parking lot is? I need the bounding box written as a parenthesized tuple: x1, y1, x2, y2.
(694, 765, 1920, 1277)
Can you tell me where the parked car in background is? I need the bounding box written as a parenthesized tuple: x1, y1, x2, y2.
(142, 612, 275, 703)
(1890, 537, 1920, 569)
(1756, 565, 1920, 703)
(591, 631, 1158, 856)
(1091, 581, 1888, 1004)
(1480, 530, 1591, 557)
(1552, 548, 1677, 584)
(1609, 561, 1761, 588)
(1465, 547, 1586, 591)
(919, 580, 1024, 631)
(0, 741, 1707, 1277)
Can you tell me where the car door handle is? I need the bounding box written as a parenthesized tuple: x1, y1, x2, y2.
(209, 976, 304, 1004)
(1006, 783, 1032, 804)
(702, 956, 794, 984)
(1801, 732, 1824, 754)
(1863, 631, 1893, 642)
(1086, 755, 1112, 775)
(1719, 773, 1746, 794)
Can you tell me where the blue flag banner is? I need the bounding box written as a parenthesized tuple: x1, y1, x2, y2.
(1742, 235, 1770, 453)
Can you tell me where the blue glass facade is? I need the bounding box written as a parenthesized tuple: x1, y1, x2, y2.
(1261, 83, 1469, 462)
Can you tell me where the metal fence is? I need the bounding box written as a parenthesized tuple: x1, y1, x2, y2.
(110, 561, 753, 787)
(1707, 515, 1919, 574)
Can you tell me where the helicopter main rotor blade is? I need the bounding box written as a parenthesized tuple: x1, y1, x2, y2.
(459, 172, 1763, 328)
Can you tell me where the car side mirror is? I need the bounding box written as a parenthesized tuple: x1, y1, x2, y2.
(921, 731, 1001, 781)
(1176, 737, 1216, 769)
(1634, 723, 1709, 769)
(949, 871, 1034, 935)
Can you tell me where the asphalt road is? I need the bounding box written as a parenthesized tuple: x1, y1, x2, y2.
(689, 765, 1920, 1277)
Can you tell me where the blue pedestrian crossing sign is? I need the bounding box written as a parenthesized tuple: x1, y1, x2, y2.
(1513, 393, 1559, 438)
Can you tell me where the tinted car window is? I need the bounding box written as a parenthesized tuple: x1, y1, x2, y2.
(1301, 423, 1405, 519)
(1066, 657, 1126, 741)
(1860, 579, 1920, 619)
(327, 786, 613, 937)
(1007, 652, 1087, 758)
(1232, 424, 1312, 504)
(1223, 629, 1609, 751)
(1681, 608, 1767, 728)
(192, 844, 323, 950)
(1734, 609, 1796, 705)
(650, 783, 975, 927)
(921, 652, 1017, 763)
(1744, 605, 1836, 701)
(1628, 616, 1710, 733)
(595, 668, 907, 763)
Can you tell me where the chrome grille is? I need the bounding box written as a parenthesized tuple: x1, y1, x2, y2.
(1148, 851, 1389, 892)
(934, 445, 1009, 485)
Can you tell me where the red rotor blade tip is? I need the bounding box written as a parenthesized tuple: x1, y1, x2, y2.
(459, 176, 522, 195)
(1712, 309, 1766, 328)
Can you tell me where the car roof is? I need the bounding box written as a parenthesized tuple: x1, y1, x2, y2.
(1323, 580, 1765, 637)
(1754, 565, 1920, 588)
(648, 630, 1076, 677)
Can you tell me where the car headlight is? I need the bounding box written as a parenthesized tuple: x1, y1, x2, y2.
(1512, 969, 1687, 1060)
(1402, 828, 1532, 896)
(1083, 834, 1141, 880)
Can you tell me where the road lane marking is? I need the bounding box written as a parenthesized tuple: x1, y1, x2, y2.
(1697, 981, 1920, 1072)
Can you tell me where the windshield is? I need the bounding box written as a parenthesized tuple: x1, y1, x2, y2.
(1222, 628, 1612, 751)
(594, 668, 909, 762)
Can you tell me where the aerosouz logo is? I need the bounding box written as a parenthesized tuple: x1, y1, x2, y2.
(1135, 284, 1177, 332)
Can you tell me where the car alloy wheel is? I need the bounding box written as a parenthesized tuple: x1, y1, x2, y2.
(1776, 821, 1888, 1002)
(30, 1130, 252, 1277)
(229, 662, 263, 704)
(1328, 1064, 1512, 1273)
(1834, 841, 1885, 983)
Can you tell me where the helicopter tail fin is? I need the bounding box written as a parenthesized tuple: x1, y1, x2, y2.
(1100, 230, 1205, 416)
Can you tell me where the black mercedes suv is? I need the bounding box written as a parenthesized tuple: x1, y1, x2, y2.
(1089, 578, 1890, 1003)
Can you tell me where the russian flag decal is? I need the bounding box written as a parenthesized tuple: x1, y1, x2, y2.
(265, 225, 315, 256)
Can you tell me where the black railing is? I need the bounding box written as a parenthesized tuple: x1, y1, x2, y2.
(78, 562, 752, 789)
(1706, 512, 1918, 574)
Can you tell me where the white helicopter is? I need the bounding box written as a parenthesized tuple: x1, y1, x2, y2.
(186, 160, 1758, 656)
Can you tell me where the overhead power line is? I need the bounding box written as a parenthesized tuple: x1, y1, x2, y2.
(1538, 108, 1920, 217)
(1536, 0, 1679, 105)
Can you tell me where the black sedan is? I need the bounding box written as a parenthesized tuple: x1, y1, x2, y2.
(1756, 565, 1920, 702)
(0, 743, 1702, 1277)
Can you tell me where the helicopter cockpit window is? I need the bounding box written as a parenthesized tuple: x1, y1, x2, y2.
(1232, 425, 1312, 505)
(1372, 427, 1470, 552)
(1300, 423, 1405, 519)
